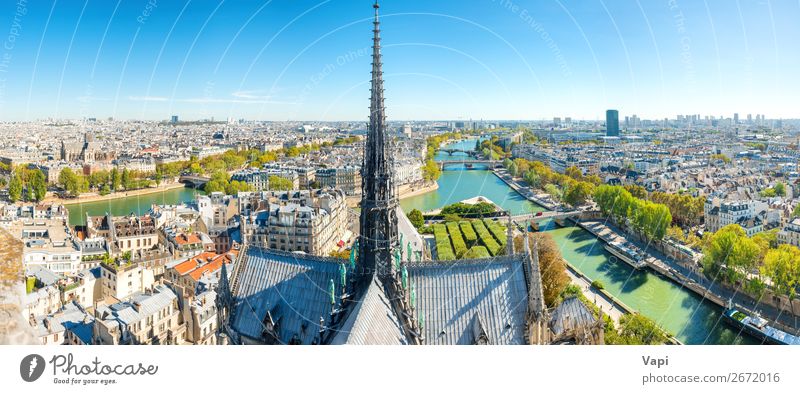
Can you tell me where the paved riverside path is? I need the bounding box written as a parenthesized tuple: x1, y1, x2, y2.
(565, 268, 625, 325)
(581, 220, 800, 337)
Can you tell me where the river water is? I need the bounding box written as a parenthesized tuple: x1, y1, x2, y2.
(401, 139, 755, 345)
(63, 139, 753, 344)
(65, 187, 201, 225)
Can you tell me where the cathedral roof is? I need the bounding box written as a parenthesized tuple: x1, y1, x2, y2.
(328, 275, 409, 345)
(230, 247, 343, 345)
(408, 256, 529, 345)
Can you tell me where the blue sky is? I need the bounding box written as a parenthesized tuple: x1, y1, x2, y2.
(0, 0, 797, 121)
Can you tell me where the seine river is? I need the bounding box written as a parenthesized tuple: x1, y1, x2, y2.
(64, 139, 754, 344)
(401, 139, 755, 345)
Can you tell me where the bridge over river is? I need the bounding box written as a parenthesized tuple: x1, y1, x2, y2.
(178, 175, 211, 188)
(437, 159, 501, 170)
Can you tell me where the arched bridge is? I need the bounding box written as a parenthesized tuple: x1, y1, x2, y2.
(438, 159, 501, 170)
(179, 175, 211, 188)
(438, 148, 480, 157)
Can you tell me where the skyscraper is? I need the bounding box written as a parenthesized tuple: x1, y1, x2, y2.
(606, 109, 619, 136)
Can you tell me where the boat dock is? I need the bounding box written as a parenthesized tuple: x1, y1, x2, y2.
(578, 220, 800, 339)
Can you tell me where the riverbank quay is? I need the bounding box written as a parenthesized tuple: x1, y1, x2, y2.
(492, 168, 559, 210)
(50, 182, 189, 206)
(578, 219, 800, 338)
(348, 181, 439, 208)
(565, 261, 682, 345)
(565, 264, 629, 324)
(399, 181, 439, 199)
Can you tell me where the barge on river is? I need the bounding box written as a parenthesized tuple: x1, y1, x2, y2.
(723, 307, 800, 345)
(604, 240, 647, 269)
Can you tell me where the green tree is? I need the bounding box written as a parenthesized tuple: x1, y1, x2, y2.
(563, 181, 594, 207)
(204, 171, 230, 194)
(225, 180, 253, 195)
(88, 170, 109, 190)
(565, 166, 583, 182)
(59, 168, 79, 197)
(28, 169, 47, 202)
(702, 224, 763, 285)
(110, 167, 121, 191)
(8, 173, 23, 202)
(121, 168, 131, 190)
(774, 182, 786, 197)
(408, 209, 424, 229)
(544, 184, 562, 203)
(761, 245, 800, 316)
(523, 170, 541, 188)
(613, 314, 669, 345)
(623, 184, 648, 199)
(422, 159, 441, 182)
(285, 147, 300, 157)
(268, 175, 294, 191)
(154, 167, 163, 186)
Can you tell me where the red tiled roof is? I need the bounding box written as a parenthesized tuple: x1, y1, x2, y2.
(175, 232, 202, 245)
(173, 251, 235, 281)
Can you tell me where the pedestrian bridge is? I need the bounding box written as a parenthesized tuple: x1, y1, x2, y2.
(509, 210, 583, 224)
(438, 148, 479, 157)
(438, 159, 501, 170)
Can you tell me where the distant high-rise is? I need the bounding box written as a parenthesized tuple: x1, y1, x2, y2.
(606, 109, 619, 136)
(734, 113, 739, 125)
(171, 115, 179, 124)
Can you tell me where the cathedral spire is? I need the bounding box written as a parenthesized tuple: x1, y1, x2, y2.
(358, 0, 399, 280)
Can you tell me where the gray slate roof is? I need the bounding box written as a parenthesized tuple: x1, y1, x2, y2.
(96, 284, 177, 327)
(26, 265, 62, 286)
(549, 296, 598, 337)
(408, 256, 529, 345)
(230, 247, 342, 345)
(329, 276, 409, 345)
(36, 301, 94, 344)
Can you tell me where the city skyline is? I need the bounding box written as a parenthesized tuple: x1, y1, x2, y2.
(0, 0, 798, 122)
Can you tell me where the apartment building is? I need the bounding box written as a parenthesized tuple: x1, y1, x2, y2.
(93, 284, 186, 345)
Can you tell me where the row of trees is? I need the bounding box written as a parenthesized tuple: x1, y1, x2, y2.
(424, 133, 467, 182)
(702, 224, 800, 309)
(648, 191, 705, 227)
(203, 171, 253, 195)
(506, 158, 600, 207)
(594, 185, 672, 241)
(760, 182, 786, 198)
(7, 167, 47, 202)
(439, 202, 496, 216)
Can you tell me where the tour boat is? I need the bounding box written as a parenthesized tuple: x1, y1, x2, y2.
(723, 305, 800, 345)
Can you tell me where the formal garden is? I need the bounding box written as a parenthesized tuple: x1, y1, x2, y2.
(432, 218, 509, 260)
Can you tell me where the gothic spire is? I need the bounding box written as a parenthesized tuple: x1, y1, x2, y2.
(358, 0, 399, 279)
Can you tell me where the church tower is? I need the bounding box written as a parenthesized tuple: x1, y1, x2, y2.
(358, 1, 399, 280)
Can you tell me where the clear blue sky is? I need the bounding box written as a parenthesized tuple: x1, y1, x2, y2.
(0, 0, 797, 122)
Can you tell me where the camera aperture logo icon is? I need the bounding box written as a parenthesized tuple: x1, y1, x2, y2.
(20, 354, 46, 382)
